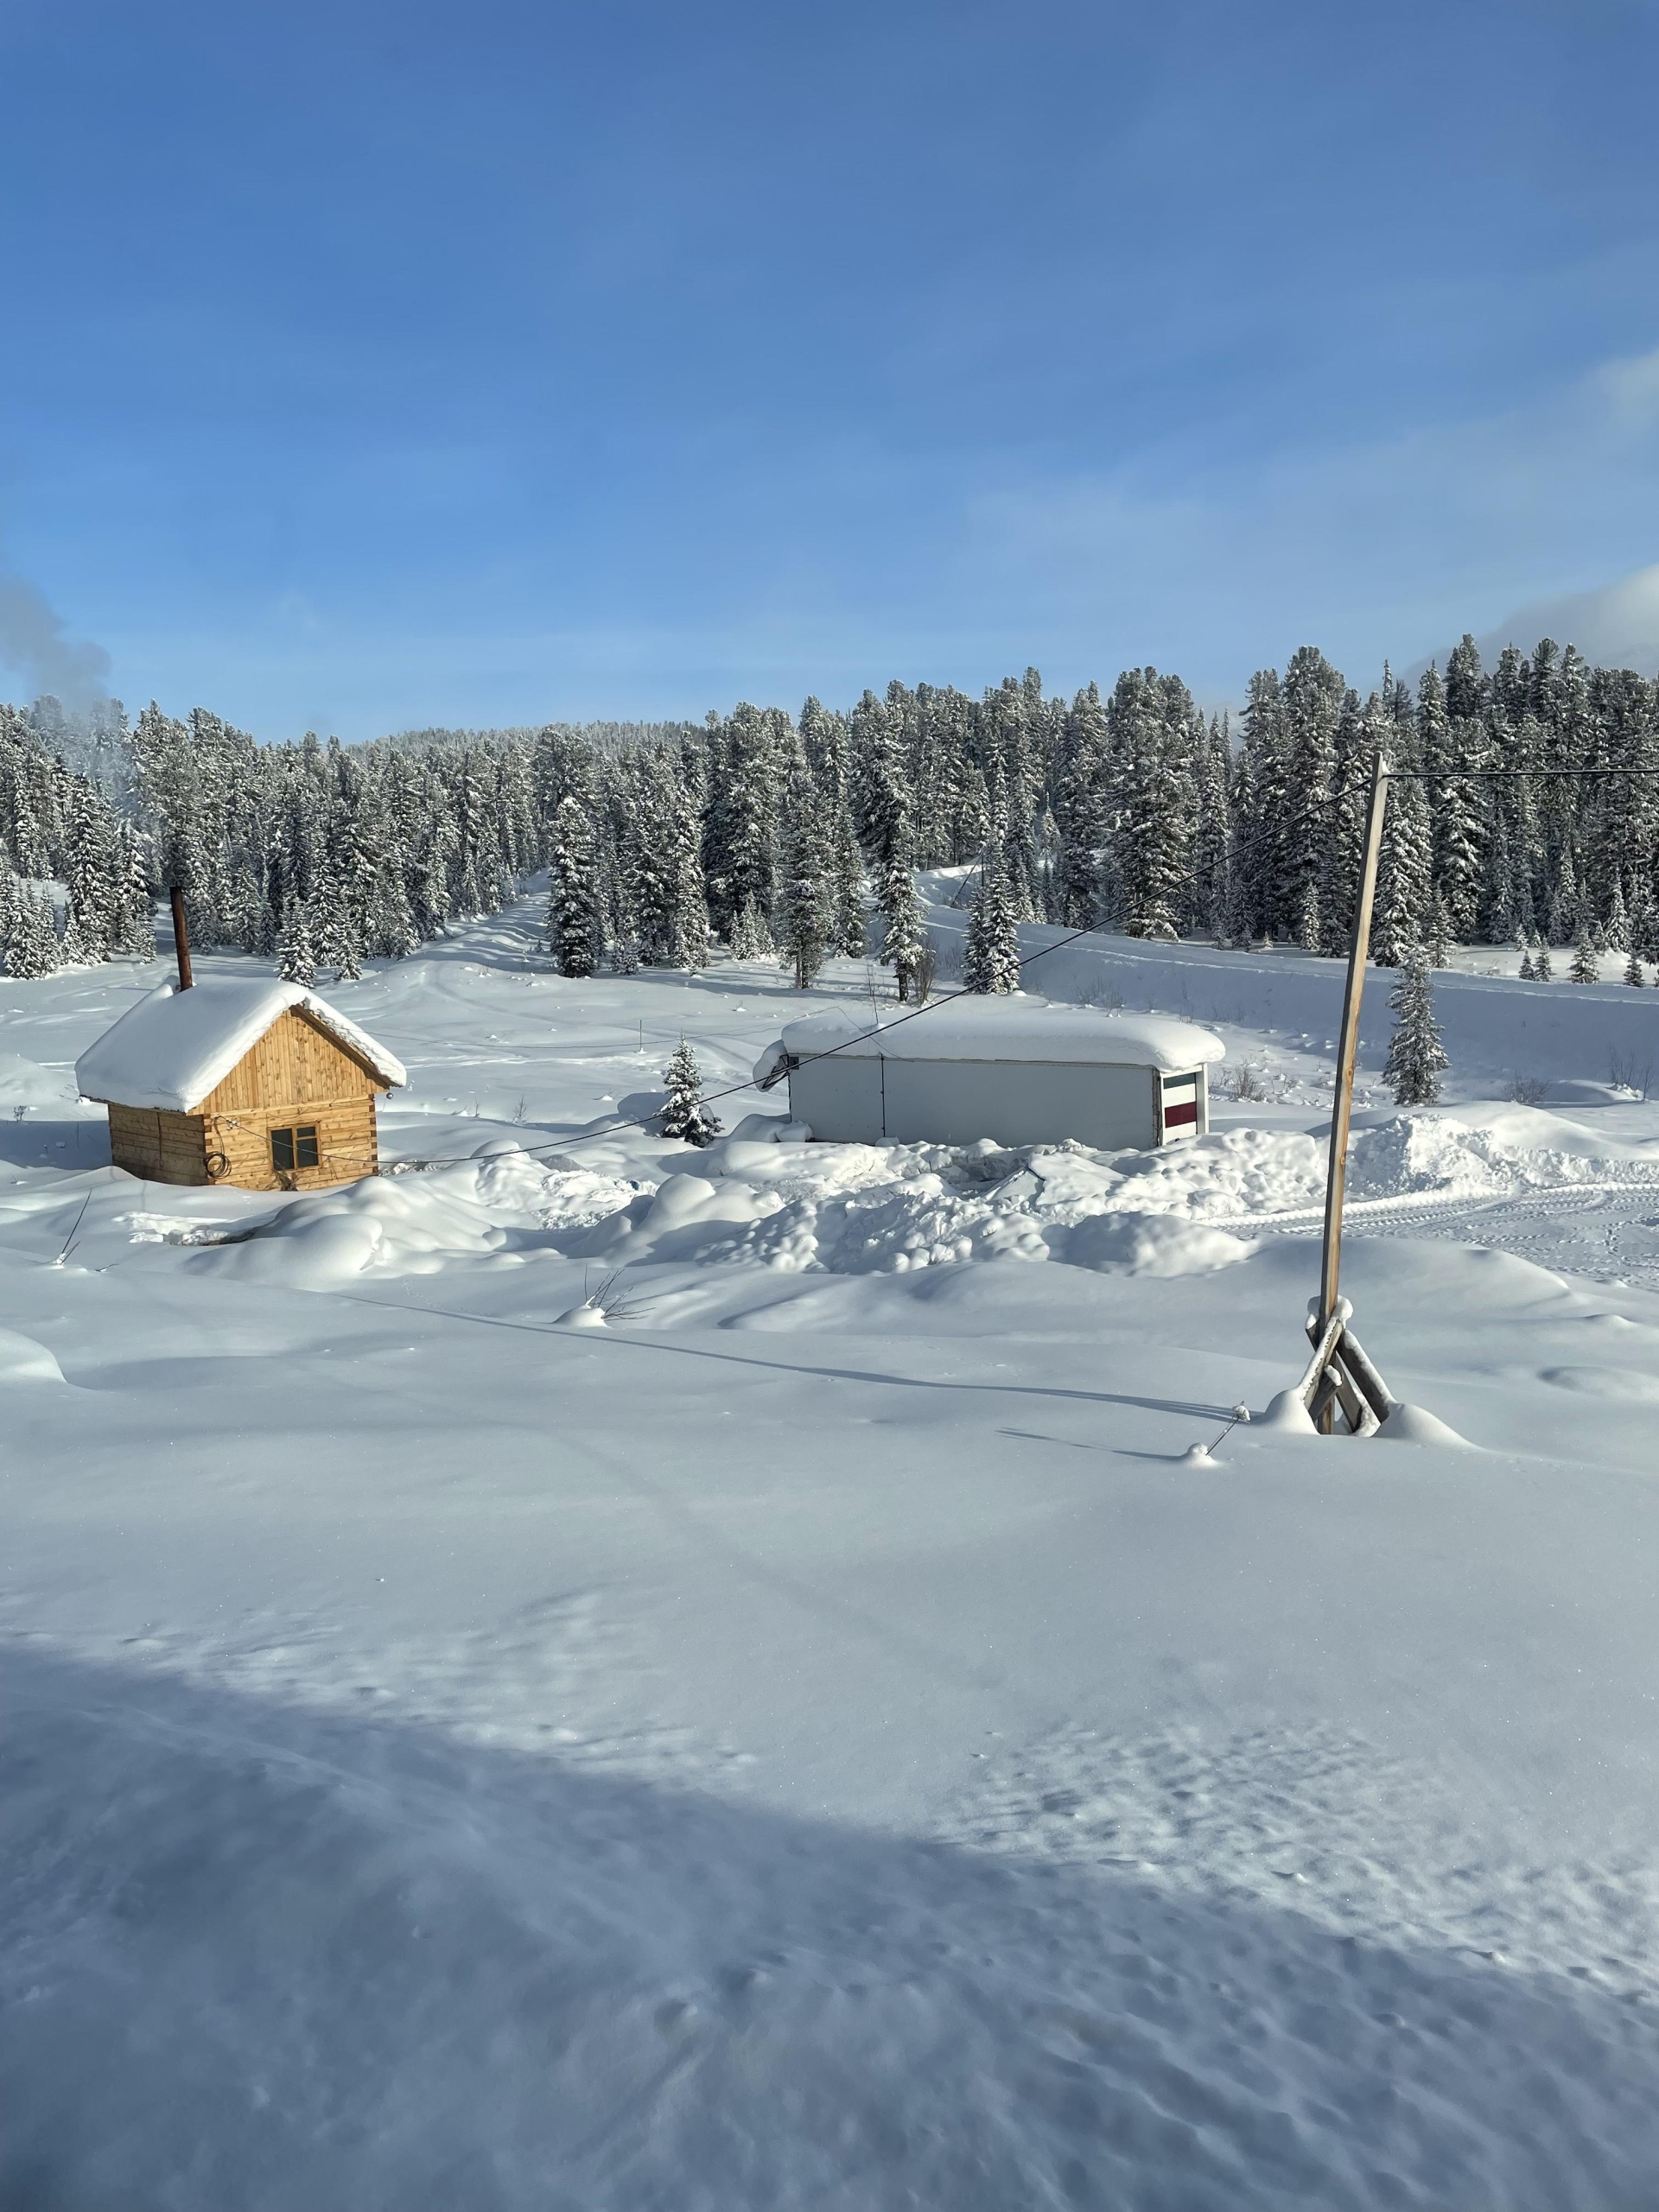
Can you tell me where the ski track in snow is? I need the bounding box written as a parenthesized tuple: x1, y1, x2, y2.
(5, 895, 1659, 2206)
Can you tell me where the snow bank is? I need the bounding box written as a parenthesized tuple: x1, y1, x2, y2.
(150, 1100, 1659, 1293)
(76, 978, 407, 1111)
(1345, 1103, 1659, 1200)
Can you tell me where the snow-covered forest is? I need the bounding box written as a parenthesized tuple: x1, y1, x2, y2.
(5, 632, 1659, 988)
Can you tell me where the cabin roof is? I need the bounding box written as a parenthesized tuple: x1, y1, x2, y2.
(754, 998, 1224, 1084)
(75, 977, 408, 1112)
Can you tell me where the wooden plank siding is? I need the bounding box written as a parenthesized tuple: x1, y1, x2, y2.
(195, 1008, 383, 1116)
(203, 1096, 379, 1192)
(105, 1008, 390, 1191)
(108, 1103, 211, 1185)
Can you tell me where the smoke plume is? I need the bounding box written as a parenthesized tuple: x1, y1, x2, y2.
(0, 570, 113, 711)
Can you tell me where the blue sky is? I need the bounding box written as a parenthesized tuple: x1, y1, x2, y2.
(3, 0, 1658, 736)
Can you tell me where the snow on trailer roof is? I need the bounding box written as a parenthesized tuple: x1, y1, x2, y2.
(75, 977, 408, 1113)
(755, 997, 1224, 1082)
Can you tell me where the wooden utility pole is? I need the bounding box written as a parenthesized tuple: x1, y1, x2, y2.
(169, 886, 194, 991)
(1316, 755, 1391, 1428)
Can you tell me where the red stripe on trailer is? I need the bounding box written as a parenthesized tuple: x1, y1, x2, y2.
(1163, 1100, 1198, 1128)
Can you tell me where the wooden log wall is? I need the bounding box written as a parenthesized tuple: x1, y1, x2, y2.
(203, 1096, 379, 1192)
(108, 1103, 211, 1186)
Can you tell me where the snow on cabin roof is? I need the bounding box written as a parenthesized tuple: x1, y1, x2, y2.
(756, 998, 1225, 1080)
(75, 978, 408, 1113)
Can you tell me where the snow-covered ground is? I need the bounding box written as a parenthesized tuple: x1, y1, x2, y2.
(6, 895, 1659, 2207)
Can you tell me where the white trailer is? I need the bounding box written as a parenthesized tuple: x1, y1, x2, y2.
(753, 998, 1225, 1150)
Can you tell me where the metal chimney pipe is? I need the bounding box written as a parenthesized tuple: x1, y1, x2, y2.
(169, 886, 194, 990)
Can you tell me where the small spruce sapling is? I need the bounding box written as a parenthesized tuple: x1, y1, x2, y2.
(1624, 947, 1646, 988)
(1382, 946, 1449, 1108)
(1533, 936, 1554, 982)
(659, 1041, 721, 1147)
(1568, 922, 1599, 985)
(1518, 945, 1535, 982)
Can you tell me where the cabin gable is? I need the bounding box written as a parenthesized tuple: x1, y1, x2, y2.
(195, 1007, 386, 1116)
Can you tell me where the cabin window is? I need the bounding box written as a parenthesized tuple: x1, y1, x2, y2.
(270, 1125, 320, 1172)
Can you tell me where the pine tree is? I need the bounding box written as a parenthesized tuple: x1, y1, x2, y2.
(1605, 875, 1630, 953)
(876, 836, 929, 1001)
(775, 772, 833, 989)
(111, 830, 157, 957)
(547, 796, 601, 977)
(659, 1041, 721, 1146)
(1568, 922, 1599, 984)
(5, 886, 60, 979)
(1624, 947, 1645, 987)
(827, 788, 867, 957)
(1382, 949, 1449, 1106)
(1371, 764, 1432, 965)
(963, 841, 1021, 993)
(1425, 887, 1451, 969)
(277, 895, 316, 984)
(1518, 945, 1536, 981)
(311, 870, 361, 981)
(1533, 936, 1554, 982)
(728, 897, 775, 960)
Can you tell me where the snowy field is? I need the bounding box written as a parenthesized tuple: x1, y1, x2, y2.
(6, 892, 1659, 2207)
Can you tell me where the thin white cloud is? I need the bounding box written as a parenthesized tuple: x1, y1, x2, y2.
(1418, 562, 1659, 678)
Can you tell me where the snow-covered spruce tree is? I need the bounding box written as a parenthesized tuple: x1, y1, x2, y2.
(1103, 667, 1197, 939)
(1052, 683, 1107, 927)
(277, 895, 316, 985)
(775, 772, 833, 990)
(1518, 944, 1536, 981)
(111, 829, 157, 957)
(1425, 887, 1451, 969)
(826, 785, 867, 957)
(1624, 947, 1646, 987)
(311, 870, 361, 982)
(963, 840, 1021, 994)
(1275, 645, 1344, 938)
(0, 850, 18, 954)
(1532, 936, 1554, 982)
(1370, 763, 1431, 966)
(1568, 922, 1599, 984)
(1382, 948, 1449, 1107)
(665, 767, 711, 972)
(702, 702, 784, 940)
(658, 1041, 721, 1147)
(6, 885, 59, 978)
(61, 774, 121, 961)
(547, 796, 601, 977)
(1605, 875, 1630, 954)
(876, 833, 929, 1001)
(727, 896, 774, 961)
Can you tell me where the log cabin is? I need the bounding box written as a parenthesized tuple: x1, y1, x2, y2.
(75, 977, 407, 1192)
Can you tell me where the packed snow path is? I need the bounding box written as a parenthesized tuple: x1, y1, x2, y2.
(4, 898, 1659, 2208)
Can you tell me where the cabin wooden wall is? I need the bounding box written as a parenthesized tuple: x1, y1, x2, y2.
(203, 1096, 379, 1192)
(196, 1008, 380, 1115)
(108, 1103, 211, 1185)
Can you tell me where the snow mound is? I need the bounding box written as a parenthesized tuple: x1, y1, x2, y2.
(1346, 1104, 1659, 1200)
(1376, 1402, 1472, 1447)
(0, 1326, 64, 1382)
(147, 1101, 1659, 1294)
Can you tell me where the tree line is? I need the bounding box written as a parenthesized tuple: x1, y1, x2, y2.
(3, 631, 1657, 989)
